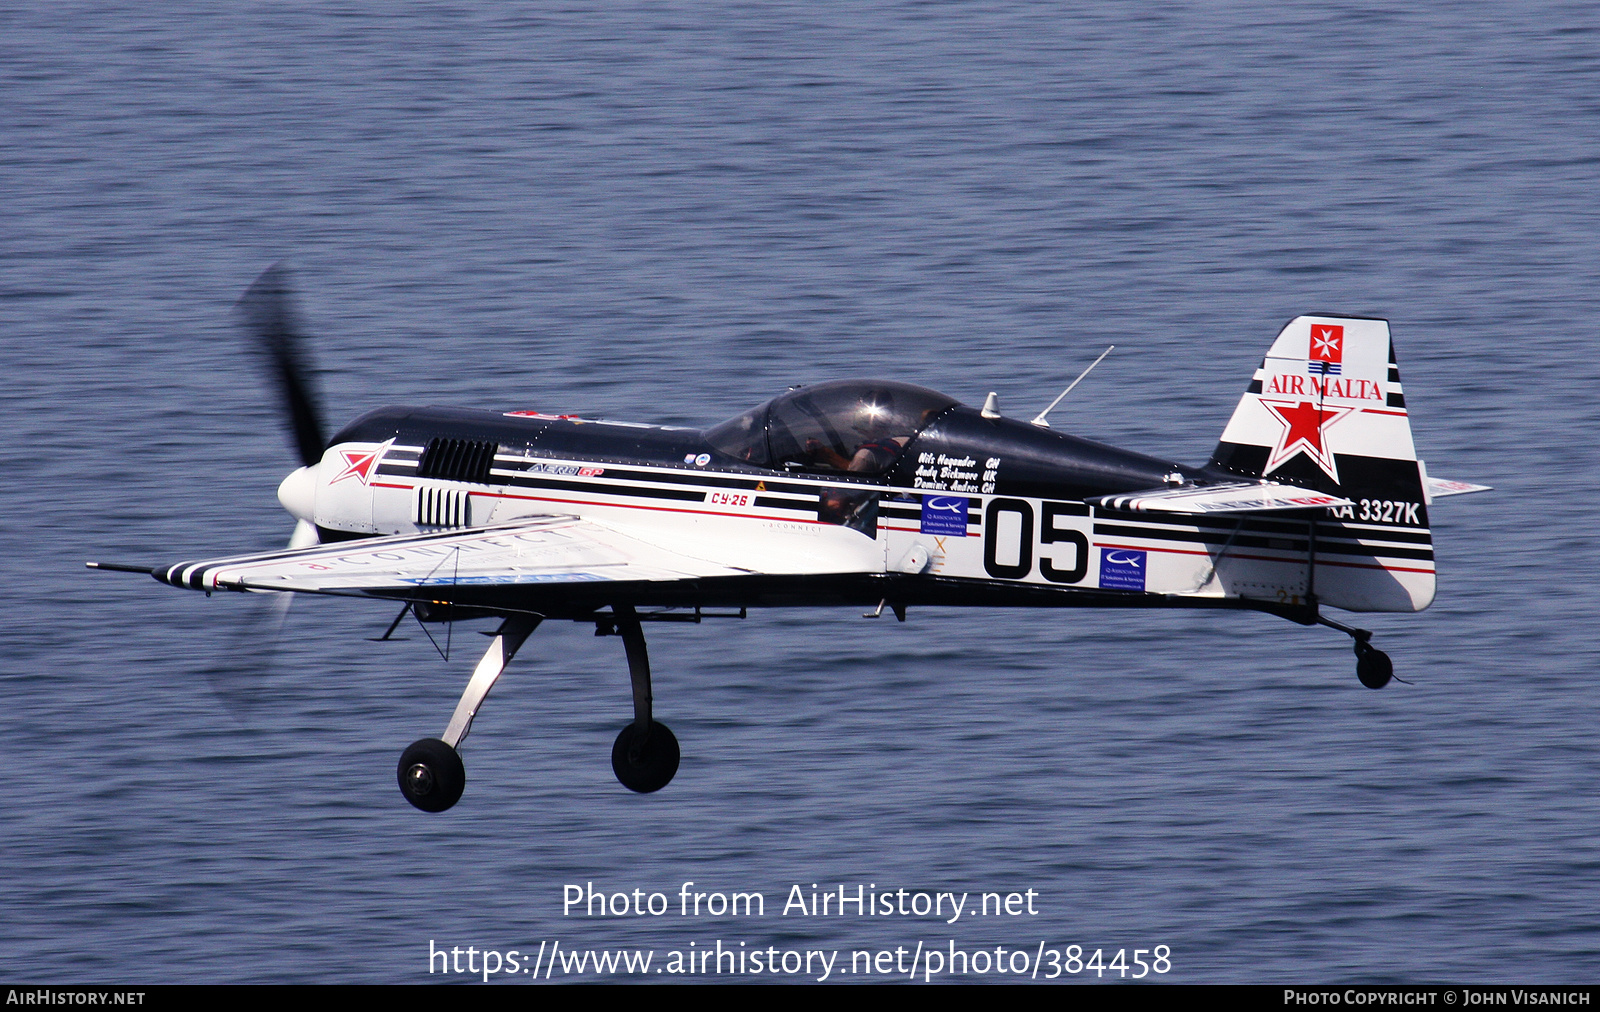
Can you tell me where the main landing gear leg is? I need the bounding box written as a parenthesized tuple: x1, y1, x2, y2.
(1316, 614, 1393, 690)
(397, 613, 542, 812)
(610, 605, 679, 793)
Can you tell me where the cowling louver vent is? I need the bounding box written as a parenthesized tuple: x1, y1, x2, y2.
(414, 486, 472, 528)
(417, 438, 497, 483)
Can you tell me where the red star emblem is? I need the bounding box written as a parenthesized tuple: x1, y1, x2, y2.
(330, 448, 382, 485)
(1261, 399, 1354, 483)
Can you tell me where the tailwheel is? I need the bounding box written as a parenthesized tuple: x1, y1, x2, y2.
(611, 721, 679, 794)
(1354, 640, 1393, 690)
(1317, 614, 1395, 690)
(398, 737, 465, 812)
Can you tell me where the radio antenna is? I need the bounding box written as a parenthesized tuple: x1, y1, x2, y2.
(1030, 345, 1115, 428)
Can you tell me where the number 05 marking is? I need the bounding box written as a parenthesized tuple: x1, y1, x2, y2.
(982, 499, 1088, 583)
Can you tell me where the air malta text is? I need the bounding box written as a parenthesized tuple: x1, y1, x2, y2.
(1266, 374, 1383, 401)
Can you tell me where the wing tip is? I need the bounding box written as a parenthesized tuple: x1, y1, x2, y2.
(85, 561, 157, 575)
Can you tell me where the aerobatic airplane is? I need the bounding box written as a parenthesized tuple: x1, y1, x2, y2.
(91, 269, 1488, 811)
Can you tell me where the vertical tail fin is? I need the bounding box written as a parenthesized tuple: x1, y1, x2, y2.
(1209, 315, 1434, 611)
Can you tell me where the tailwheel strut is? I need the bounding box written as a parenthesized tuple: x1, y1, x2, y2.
(609, 604, 679, 793)
(1316, 614, 1394, 690)
(397, 613, 541, 812)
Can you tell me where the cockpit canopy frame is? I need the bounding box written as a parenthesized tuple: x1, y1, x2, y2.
(705, 379, 959, 476)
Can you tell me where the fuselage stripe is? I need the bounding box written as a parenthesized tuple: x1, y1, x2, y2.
(1093, 541, 1435, 575)
(1091, 523, 1433, 560)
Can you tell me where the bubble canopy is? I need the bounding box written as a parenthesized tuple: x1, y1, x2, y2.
(705, 380, 959, 474)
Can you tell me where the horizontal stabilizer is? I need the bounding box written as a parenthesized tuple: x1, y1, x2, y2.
(1423, 476, 1492, 500)
(1090, 481, 1354, 515)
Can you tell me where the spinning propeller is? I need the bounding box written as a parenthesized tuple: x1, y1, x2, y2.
(239, 263, 326, 549)
(239, 264, 327, 469)
(206, 265, 330, 713)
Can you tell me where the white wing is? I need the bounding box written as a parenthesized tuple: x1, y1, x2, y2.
(158, 516, 762, 594)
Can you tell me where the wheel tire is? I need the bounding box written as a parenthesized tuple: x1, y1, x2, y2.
(1355, 644, 1393, 690)
(398, 737, 465, 812)
(611, 721, 680, 794)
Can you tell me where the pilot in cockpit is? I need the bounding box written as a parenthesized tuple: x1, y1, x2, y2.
(803, 433, 912, 473)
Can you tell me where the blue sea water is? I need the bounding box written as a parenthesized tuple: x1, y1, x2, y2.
(3, 1, 1599, 983)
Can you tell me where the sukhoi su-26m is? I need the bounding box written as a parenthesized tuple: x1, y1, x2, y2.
(91, 270, 1488, 812)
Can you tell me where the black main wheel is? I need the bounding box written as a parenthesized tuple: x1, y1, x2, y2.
(1355, 643, 1393, 690)
(611, 721, 680, 794)
(398, 737, 466, 812)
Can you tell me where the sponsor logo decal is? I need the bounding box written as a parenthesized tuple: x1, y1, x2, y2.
(919, 495, 970, 535)
(694, 452, 712, 467)
(1099, 549, 1146, 591)
(1308, 323, 1344, 375)
(1260, 399, 1356, 484)
(526, 462, 605, 477)
(330, 447, 383, 486)
(1192, 493, 1341, 511)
